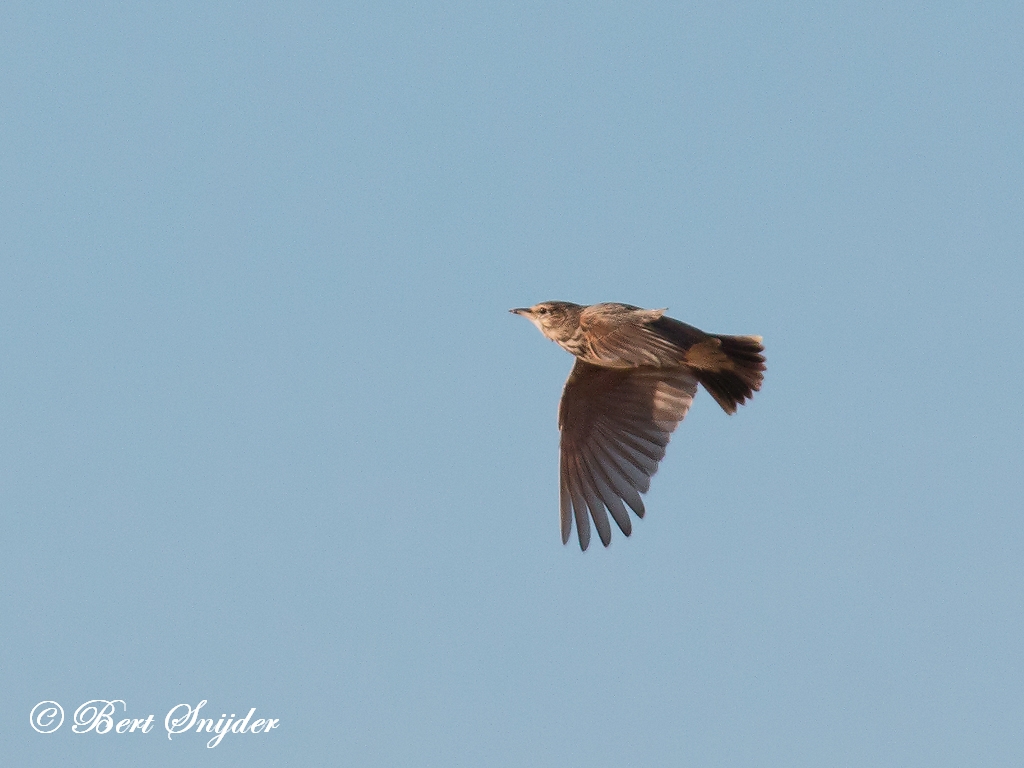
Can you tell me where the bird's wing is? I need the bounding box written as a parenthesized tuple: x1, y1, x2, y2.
(578, 305, 705, 367)
(558, 360, 697, 550)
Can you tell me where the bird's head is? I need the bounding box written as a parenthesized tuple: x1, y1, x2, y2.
(509, 301, 583, 342)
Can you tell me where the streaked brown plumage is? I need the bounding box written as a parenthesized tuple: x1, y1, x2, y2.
(511, 301, 765, 551)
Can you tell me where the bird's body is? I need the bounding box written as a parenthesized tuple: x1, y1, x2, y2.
(511, 301, 765, 550)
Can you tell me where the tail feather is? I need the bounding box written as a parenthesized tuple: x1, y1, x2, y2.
(646, 316, 766, 414)
(692, 334, 765, 414)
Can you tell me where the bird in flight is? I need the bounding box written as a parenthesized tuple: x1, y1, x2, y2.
(511, 301, 765, 550)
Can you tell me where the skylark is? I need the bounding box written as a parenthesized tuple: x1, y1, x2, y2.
(511, 301, 765, 550)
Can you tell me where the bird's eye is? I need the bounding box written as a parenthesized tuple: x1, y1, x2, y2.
(537, 307, 548, 315)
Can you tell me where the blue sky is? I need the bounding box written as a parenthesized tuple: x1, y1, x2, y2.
(3, 1, 1023, 765)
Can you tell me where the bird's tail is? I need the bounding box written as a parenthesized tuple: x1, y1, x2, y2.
(687, 334, 766, 414)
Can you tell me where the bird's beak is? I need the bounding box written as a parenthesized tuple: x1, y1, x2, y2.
(509, 307, 529, 316)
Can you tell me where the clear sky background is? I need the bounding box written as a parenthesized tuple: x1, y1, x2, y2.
(3, 1, 1022, 766)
